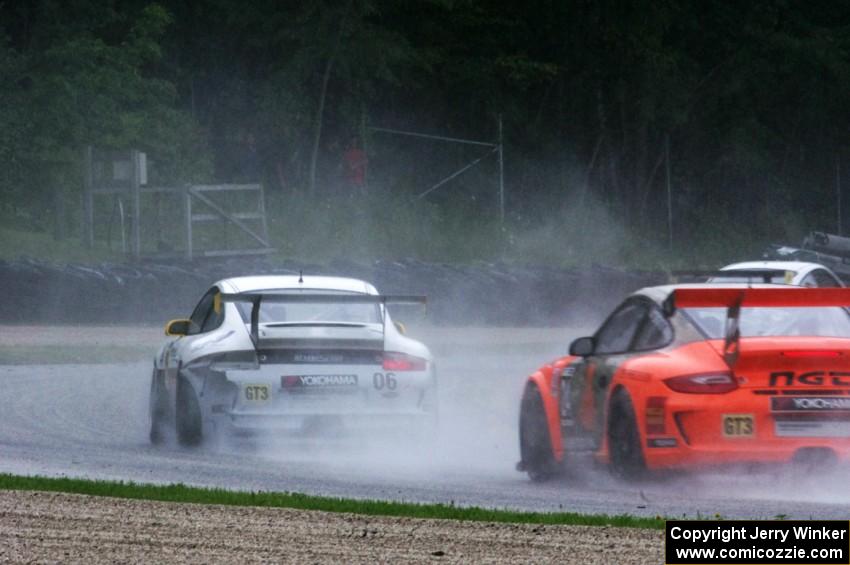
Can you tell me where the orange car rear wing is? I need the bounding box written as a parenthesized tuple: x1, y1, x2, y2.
(220, 293, 427, 347)
(665, 287, 850, 367)
(666, 287, 850, 310)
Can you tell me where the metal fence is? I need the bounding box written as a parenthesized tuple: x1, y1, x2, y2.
(83, 147, 273, 260)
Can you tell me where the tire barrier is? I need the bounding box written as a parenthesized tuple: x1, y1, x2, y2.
(0, 257, 663, 326)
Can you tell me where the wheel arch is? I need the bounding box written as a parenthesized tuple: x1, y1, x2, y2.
(600, 380, 645, 465)
(526, 366, 563, 462)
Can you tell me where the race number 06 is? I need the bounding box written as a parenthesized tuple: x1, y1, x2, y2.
(373, 372, 397, 391)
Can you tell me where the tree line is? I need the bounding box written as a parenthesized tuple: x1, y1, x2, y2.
(3, 1, 850, 262)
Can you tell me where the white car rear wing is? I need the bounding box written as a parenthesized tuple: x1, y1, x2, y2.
(671, 269, 789, 284)
(219, 293, 427, 347)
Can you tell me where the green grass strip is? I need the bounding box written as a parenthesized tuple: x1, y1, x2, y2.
(0, 473, 663, 529)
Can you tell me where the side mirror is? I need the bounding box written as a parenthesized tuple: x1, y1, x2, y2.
(569, 336, 595, 357)
(394, 321, 407, 335)
(165, 318, 191, 336)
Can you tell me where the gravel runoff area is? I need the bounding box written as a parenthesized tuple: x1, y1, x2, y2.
(0, 490, 663, 564)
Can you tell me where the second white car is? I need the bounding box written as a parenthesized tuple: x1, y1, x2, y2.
(711, 260, 844, 287)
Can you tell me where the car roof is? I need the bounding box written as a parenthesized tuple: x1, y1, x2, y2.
(634, 282, 786, 306)
(217, 275, 378, 294)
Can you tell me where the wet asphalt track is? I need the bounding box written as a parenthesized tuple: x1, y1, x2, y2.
(2, 329, 850, 520)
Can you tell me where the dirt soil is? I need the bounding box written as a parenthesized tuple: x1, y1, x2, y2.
(0, 490, 663, 564)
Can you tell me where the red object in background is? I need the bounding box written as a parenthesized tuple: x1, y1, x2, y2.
(343, 145, 367, 187)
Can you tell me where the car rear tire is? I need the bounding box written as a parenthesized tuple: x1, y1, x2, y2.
(176, 376, 203, 447)
(423, 375, 440, 433)
(148, 369, 168, 445)
(519, 383, 560, 482)
(607, 389, 646, 480)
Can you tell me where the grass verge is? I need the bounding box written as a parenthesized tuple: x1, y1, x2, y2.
(0, 473, 664, 529)
(0, 224, 120, 263)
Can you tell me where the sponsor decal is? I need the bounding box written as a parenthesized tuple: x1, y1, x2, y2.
(281, 374, 358, 388)
(772, 396, 850, 411)
(769, 371, 850, 387)
(775, 420, 850, 437)
(647, 438, 678, 448)
(293, 352, 345, 363)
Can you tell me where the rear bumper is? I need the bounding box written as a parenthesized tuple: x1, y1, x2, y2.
(642, 390, 850, 470)
(644, 439, 850, 470)
(222, 409, 435, 431)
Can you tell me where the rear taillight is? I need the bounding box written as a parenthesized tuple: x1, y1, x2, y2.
(664, 373, 738, 394)
(645, 396, 666, 434)
(383, 352, 427, 371)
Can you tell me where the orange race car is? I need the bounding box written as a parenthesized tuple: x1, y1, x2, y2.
(517, 284, 850, 480)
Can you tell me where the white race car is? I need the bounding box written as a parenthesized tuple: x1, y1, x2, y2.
(149, 275, 435, 445)
(711, 260, 844, 287)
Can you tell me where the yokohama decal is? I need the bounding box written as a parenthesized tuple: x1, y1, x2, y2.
(282, 374, 358, 388)
(771, 397, 850, 411)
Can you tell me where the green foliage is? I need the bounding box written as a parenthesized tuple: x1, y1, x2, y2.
(0, 1, 209, 230)
(0, 473, 665, 529)
(266, 189, 495, 262)
(0, 215, 120, 262)
(0, 187, 800, 270)
(3, 2, 850, 265)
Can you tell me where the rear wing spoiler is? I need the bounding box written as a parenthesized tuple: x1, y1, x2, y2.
(664, 287, 850, 312)
(219, 293, 427, 346)
(670, 269, 790, 284)
(664, 287, 850, 366)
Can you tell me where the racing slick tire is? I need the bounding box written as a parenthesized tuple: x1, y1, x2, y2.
(148, 369, 169, 445)
(607, 389, 646, 480)
(176, 376, 203, 447)
(519, 383, 560, 482)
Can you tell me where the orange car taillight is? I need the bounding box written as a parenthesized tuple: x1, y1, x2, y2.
(664, 373, 738, 394)
(383, 352, 427, 371)
(645, 396, 666, 434)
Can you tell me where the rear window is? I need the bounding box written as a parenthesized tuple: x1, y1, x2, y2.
(684, 307, 850, 339)
(235, 290, 381, 325)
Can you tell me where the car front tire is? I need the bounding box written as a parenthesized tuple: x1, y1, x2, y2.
(519, 383, 560, 482)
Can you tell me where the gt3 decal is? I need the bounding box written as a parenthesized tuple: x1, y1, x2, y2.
(243, 384, 270, 402)
(722, 414, 754, 438)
